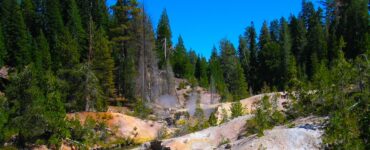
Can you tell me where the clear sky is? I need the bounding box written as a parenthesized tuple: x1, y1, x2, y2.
(107, 0, 320, 59)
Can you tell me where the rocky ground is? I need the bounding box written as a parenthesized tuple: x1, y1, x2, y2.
(217, 116, 327, 150)
(138, 116, 326, 150)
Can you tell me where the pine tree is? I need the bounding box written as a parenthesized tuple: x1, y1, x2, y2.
(78, 64, 106, 112)
(269, 19, 280, 42)
(1, 0, 32, 68)
(65, 0, 86, 59)
(44, 0, 64, 36)
(0, 25, 6, 67)
(300, 0, 316, 29)
(185, 49, 197, 81)
(258, 21, 282, 88)
(0, 95, 8, 143)
(171, 36, 188, 78)
(258, 21, 271, 50)
(195, 56, 209, 88)
(305, 8, 327, 79)
(279, 17, 297, 89)
(208, 47, 229, 101)
(20, 0, 37, 36)
(44, 0, 66, 69)
(56, 29, 80, 69)
(289, 15, 307, 71)
(94, 0, 110, 29)
(244, 23, 259, 93)
(336, 0, 368, 59)
(145, 18, 162, 101)
(92, 27, 115, 98)
(258, 41, 281, 88)
(156, 9, 172, 69)
(208, 111, 218, 126)
(5, 65, 68, 146)
(231, 101, 245, 118)
(220, 39, 248, 101)
(238, 35, 250, 85)
(76, 0, 109, 29)
(111, 0, 139, 98)
(34, 31, 52, 70)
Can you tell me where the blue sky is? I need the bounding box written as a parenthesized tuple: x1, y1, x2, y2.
(107, 0, 320, 59)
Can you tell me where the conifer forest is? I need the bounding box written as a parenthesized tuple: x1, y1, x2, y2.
(0, 0, 368, 149)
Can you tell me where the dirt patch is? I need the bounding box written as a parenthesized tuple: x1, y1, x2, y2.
(67, 112, 164, 143)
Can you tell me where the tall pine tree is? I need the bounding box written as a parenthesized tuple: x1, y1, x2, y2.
(92, 27, 115, 98)
(0, 24, 6, 67)
(65, 0, 86, 59)
(220, 39, 248, 101)
(1, 0, 32, 69)
(111, 0, 140, 99)
(34, 31, 52, 70)
(195, 56, 209, 88)
(156, 9, 172, 69)
(279, 17, 297, 89)
(208, 47, 229, 101)
(244, 22, 259, 93)
(238, 35, 250, 85)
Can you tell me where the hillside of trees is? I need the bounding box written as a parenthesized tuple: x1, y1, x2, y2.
(0, 0, 368, 149)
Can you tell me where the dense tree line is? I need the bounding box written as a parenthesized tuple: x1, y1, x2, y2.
(0, 0, 368, 148)
(0, 0, 158, 147)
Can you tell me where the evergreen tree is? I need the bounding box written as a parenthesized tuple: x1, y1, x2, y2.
(92, 27, 115, 98)
(195, 56, 209, 88)
(20, 0, 37, 36)
(300, 0, 316, 29)
(244, 23, 259, 93)
(208, 111, 218, 126)
(0, 25, 6, 67)
(136, 13, 163, 102)
(56, 29, 80, 69)
(305, 8, 327, 79)
(238, 35, 250, 85)
(269, 19, 280, 42)
(258, 21, 271, 50)
(94, 0, 110, 29)
(0, 95, 8, 143)
(258, 41, 281, 88)
(156, 9, 172, 69)
(171, 36, 188, 78)
(5, 65, 68, 146)
(77, 0, 109, 29)
(279, 17, 297, 89)
(289, 15, 307, 74)
(220, 39, 248, 101)
(78, 64, 106, 112)
(44, 0, 66, 69)
(34, 31, 52, 70)
(44, 0, 64, 36)
(208, 47, 229, 101)
(1, 0, 32, 68)
(65, 0, 86, 59)
(110, 0, 140, 98)
(185, 49, 197, 80)
(231, 101, 245, 118)
(336, 0, 368, 59)
(324, 0, 341, 64)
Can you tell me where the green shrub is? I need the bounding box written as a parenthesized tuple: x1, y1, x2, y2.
(231, 101, 245, 119)
(178, 81, 187, 90)
(208, 111, 218, 126)
(133, 99, 152, 119)
(245, 95, 286, 137)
